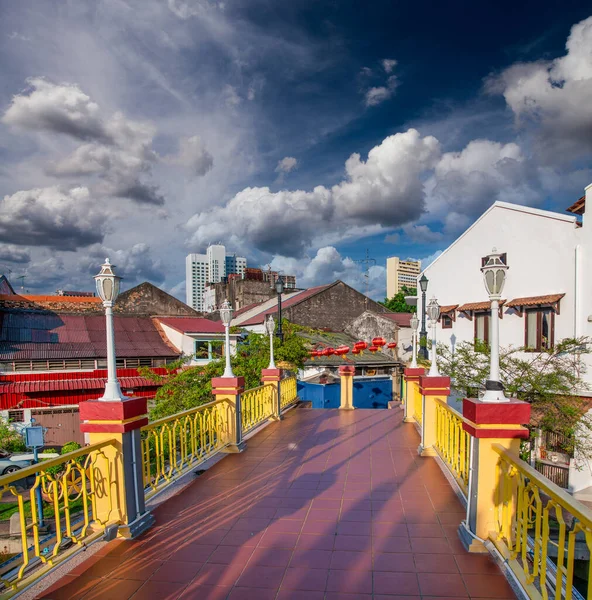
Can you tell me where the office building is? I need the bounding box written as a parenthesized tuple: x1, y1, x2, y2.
(186, 244, 247, 311)
(386, 257, 421, 298)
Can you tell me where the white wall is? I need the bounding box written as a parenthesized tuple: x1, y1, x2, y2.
(418, 201, 590, 382)
(159, 323, 238, 366)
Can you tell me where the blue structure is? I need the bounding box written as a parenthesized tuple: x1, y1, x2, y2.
(297, 376, 392, 409)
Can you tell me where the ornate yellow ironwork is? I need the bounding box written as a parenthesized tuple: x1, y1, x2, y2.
(241, 384, 275, 434)
(280, 376, 298, 409)
(141, 399, 229, 499)
(0, 440, 120, 597)
(434, 399, 471, 495)
(413, 384, 423, 425)
(492, 444, 592, 600)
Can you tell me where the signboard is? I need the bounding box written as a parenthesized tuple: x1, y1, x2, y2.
(24, 426, 44, 449)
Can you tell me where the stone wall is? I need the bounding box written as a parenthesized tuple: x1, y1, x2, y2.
(211, 279, 275, 311)
(116, 282, 200, 316)
(344, 311, 399, 359)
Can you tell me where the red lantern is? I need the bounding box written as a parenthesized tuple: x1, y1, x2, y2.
(354, 341, 368, 355)
(326, 347, 335, 356)
(387, 342, 397, 349)
(335, 345, 350, 356)
(369, 345, 379, 353)
(321, 348, 329, 356)
(372, 337, 386, 348)
(352, 348, 361, 355)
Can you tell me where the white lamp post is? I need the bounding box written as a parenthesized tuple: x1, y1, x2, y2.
(427, 297, 440, 377)
(265, 314, 276, 369)
(94, 258, 124, 401)
(219, 300, 234, 378)
(410, 312, 419, 368)
(481, 248, 509, 402)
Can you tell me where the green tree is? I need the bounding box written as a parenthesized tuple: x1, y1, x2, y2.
(0, 419, 26, 454)
(380, 286, 417, 313)
(140, 320, 310, 421)
(435, 337, 592, 457)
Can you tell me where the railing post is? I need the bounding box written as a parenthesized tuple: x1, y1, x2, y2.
(339, 365, 355, 410)
(212, 376, 246, 453)
(458, 397, 531, 553)
(261, 368, 282, 419)
(79, 396, 154, 538)
(403, 367, 424, 422)
(418, 375, 450, 456)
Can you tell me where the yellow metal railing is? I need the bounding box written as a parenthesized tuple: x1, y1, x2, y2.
(434, 399, 471, 495)
(413, 384, 422, 425)
(141, 399, 229, 499)
(241, 384, 275, 434)
(491, 445, 592, 600)
(0, 440, 120, 597)
(280, 376, 298, 409)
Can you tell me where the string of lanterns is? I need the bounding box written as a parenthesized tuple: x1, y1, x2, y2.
(308, 338, 397, 361)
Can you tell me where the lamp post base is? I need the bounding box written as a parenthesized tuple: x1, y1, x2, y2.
(481, 380, 509, 403)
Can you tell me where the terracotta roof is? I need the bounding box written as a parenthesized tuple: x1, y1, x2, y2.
(439, 305, 458, 314)
(156, 317, 226, 334)
(458, 300, 505, 312)
(380, 313, 413, 327)
(566, 196, 585, 216)
(505, 294, 565, 308)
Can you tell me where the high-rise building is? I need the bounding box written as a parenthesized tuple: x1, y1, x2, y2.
(186, 244, 247, 311)
(386, 257, 421, 298)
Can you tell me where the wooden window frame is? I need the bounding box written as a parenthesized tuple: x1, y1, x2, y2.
(524, 308, 555, 352)
(441, 314, 453, 329)
(474, 311, 490, 345)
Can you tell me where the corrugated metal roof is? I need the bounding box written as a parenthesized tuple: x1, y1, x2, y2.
(0, 312, 178, 360)
(1, 376, 157, 394)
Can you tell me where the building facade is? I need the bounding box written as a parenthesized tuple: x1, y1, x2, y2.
(417, 193, 592, 387)
(185, 244, 247, 311)
(386, 257, 421, 298)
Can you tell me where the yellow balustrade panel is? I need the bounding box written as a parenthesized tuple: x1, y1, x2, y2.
(0, 440, 120, 597)
(413, 384, 423, 425)
(141, 399, 229, 499)
(280, 376, 298, 409)
(434, 399, 471, 496)
(241, 384, 275, 434)
(491, 445, 592, 600)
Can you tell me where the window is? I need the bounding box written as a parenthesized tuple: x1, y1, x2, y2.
(195, 340, 224, 360)
(474, 312, 490, 344)
(525, 308, 555, 351)
(441, 314, 453, 329)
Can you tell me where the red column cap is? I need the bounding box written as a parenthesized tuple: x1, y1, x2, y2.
(261, 368, 281, 382)
(461, 397, 531, 439)
(212, 376, 245, 395)
(419, 375, 451, 395)
(339, 365, 355, 375)
(79, 397, 148, 433)
(404, 367, 425, 380)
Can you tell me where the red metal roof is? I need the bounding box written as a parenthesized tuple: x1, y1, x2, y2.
(239, 284, 333, 326)
(156, 317, 225, 334)
(0, 313, 178, 361)
(0, 376, 157, 394)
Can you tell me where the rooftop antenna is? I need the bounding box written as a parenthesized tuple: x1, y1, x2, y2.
(355, 249, 376, 300)
(16, 275, 26, 292)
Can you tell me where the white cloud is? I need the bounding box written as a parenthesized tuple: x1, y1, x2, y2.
(420, 250, 443, 269)
(275, 157, 298, 174)
(0, 186, 108, 250)
(487, 16, 592, 160)
(166, 135, 214, 177)
(402, 224, 444, 243)
(382, 59, 397, 74)
(187, 129, 440, 256)
(365, 75, 398, 107)
(0, 244, 30, 265)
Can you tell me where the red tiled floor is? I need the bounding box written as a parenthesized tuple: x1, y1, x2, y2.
(36, 408, 516, 600)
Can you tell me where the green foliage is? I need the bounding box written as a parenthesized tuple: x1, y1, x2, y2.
(43, 441, 82, 477)
(144, 320, 311, 421)
(0, 420, 26, 454)
(380, 286, 417, 313)
(436, 337, 591, 456)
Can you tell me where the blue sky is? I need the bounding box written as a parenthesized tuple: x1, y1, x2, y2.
(0, 1, 591, 300)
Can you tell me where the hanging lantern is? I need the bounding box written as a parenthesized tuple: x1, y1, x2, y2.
(354, 341, 368, 355)
(335, 345, 350, 356)
(387, 342, 397, 349)
(369, 345, 379, 353)
(326, 347, 335, 356)
(372, 337, 386, 348)
(352, 348, 361, 355)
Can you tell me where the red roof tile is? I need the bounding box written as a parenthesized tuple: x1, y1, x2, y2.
(156, 317, 225, 334)
(505, 294, 565, 308)
(380, 313, 413, 327)
(458, 300, 506, 312)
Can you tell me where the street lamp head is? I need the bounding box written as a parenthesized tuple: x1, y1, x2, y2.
(410, 312, 419, 332)
(94, 258, 122, 305)
(481, 248, 509, 299)
(419, 274, 428, 293)
(274, 275, 285, 295)
(219, 299, 233, 326)
(426, 296, 440, 323)
(265, 314, 275, 335)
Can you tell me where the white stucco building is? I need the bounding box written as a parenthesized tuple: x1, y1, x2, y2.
(155, 317, 239, 366)
(417, 184, 592, 387)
